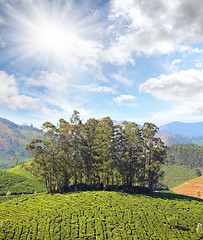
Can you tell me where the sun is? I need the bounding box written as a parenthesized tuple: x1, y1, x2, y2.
(25, 9, 74, 57)
(2, 1, 96, 70)
(25, 16, 70, 59)
(8, 1, 88, 68)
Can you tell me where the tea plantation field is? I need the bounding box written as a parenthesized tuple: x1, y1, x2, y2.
(161, 165, 201, 189)
(0, 167, 46, 197)
(0, 191, 202, 240)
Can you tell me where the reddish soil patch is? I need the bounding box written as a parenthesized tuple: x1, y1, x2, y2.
(172, 176, 203, 199)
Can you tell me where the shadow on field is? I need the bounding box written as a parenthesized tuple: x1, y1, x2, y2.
(63, 183, 203, 202)
(150, 191, 203, 202)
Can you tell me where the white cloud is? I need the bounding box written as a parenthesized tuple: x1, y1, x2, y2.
(139, 69, 203, 101)
(113, 94, 137, 107)
(0, 71, 49, 111)
(105, 0, 203, 65)
(81, 84, 117, 94)
(174, 101, 203, 116)
(60, 104, 89, 117)
(0, 36, 6, 48)
(140, 68, 203, 121)
(165, 58, 181, 72)
(0, 15, 5, 24)
(152, 101, 203, 124)
(112, 74, 133, 86)
(195, 60, 202, 68)
(24, 71, 71, 91)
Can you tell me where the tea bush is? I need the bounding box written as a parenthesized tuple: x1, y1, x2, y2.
(0, 191, 202, 239)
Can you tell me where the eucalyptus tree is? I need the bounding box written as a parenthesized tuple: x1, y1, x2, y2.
(26, 121, 62, 193)
(111, 123, 125, 187)
(119, 122, 143, 189)
(69, 110, 84, 186)
(141, 122, 167, 193)
(94, 117, 114, 190)
(26, 111, 167, 194)
(57, 118, 73, 190)
(84, 118, 99, 185)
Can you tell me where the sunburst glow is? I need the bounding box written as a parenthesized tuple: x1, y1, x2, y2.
(6, 1, 95, 69)
(22, 12, 75, 64)
(31, 22, 67, 54)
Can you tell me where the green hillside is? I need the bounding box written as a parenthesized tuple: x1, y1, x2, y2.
(7, 162, 34, 179)
(0, 117, 42, 169)
(166, 144, 203, 169)
(0, 191, 202, 240)
(161, 165, 201, 189)
(0, 167, 46, 197)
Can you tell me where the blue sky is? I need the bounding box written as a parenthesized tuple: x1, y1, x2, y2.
(0, 0, 202, 128)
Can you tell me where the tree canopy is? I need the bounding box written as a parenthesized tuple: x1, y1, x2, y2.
(166, 143, 203, 169)
(26, 111, 167, 194)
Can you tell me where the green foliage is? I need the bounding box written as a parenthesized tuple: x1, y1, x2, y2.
(196, 191, 201, 198)
(26, 111, 167, 194)
(166, 143, 203, 169)
(0, 168, 46, 195)
(161, 165, 200, 189)
(0, 118, 43, 169)
(7, 162, 34, 179)
(0, 191, 202, 239)
(196, 223, 203, 236)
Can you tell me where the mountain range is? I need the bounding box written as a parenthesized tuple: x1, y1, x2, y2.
(157, 121, 203, 146)
(0, 117, 43, 169)
(0, 117, 202, 169)
(159, 121, 203, 137)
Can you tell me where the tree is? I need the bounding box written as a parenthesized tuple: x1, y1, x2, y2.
(26, 112, 167, 194)
(69, 110, 84, 187)
(141, 122, 167, 193)
(118, 122, 143, 190)
(84, 118, 99, 185)
(26, 121, 70, 193)
(93, 117, 114, 190)
(11, 153, 19, 167)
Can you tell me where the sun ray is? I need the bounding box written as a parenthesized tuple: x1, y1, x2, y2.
(0, 1, 99, 71)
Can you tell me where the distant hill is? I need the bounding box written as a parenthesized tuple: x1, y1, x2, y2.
(156, 131, 195, 146)
(0, 117, 203, 169)
(157, 122, 203, 146)
(0, 117, 42, 169)
(113, 121, 203, 146)
(159, 121, 203, 138)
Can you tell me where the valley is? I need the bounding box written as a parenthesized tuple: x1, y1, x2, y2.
(0, 117, 202, 239)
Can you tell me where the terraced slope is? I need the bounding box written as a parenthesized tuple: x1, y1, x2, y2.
(172, 176, 203, 199)
(0, 191, 202, 239)
(7, 163, 34, 179)
(162, 165, 200, 189)
(0, 167, 46, 196)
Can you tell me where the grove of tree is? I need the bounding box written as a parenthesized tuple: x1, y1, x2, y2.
(26, 111, 167, 194)
(166, 143, 203, 169)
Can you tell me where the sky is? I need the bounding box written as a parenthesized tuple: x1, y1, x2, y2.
(0, 0, 202, 128)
